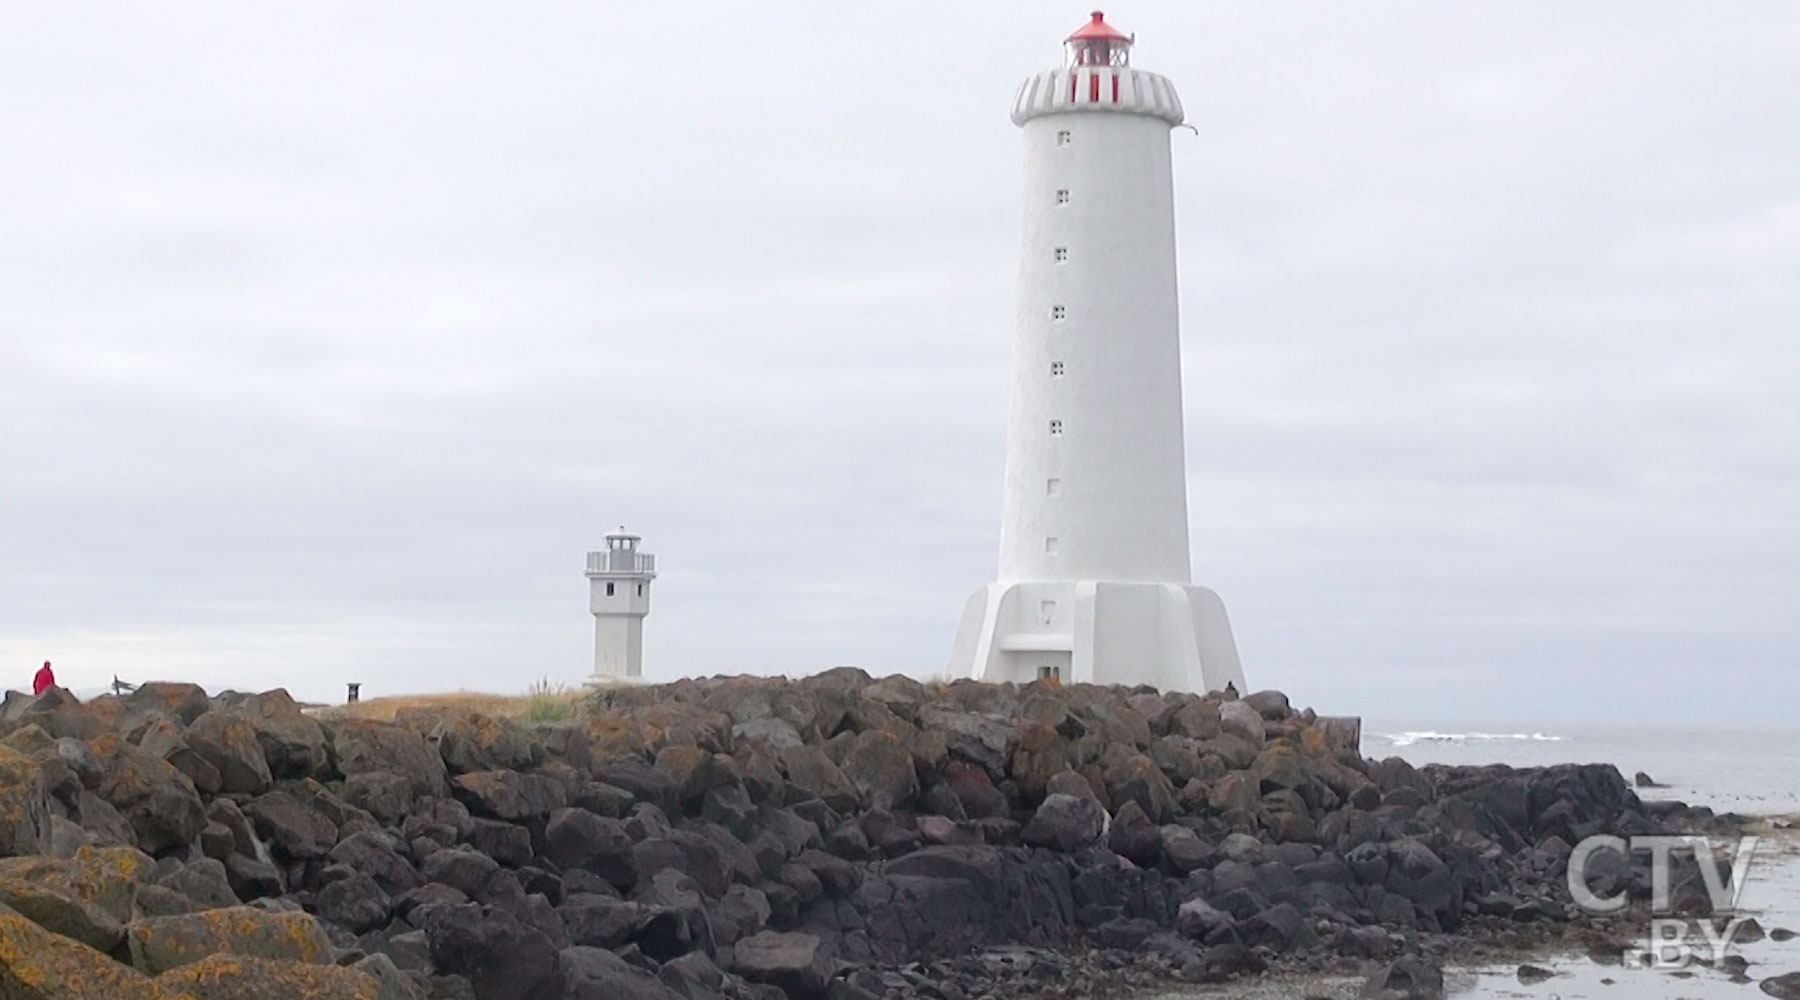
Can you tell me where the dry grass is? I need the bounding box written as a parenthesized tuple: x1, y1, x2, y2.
(324, 679, 588, 724)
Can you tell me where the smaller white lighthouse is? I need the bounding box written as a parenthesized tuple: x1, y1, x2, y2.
(586, 527, 656, 682)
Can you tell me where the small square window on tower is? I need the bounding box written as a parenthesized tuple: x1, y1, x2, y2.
(1038, 665, 1062, 682)
(1039, 600, 1057, 623)
(1056, 189, 1070, 205)
(1047, 478, 1061, 496)
(1050, 360, 1065, 378)
(1044, 536, 1059, 555)
(1050, 305, 1066, 321)
(1054, 247, 1068, 263)
(605, 582, 615, 597)
(1056, 130, 1071, 146)
(1049, 419, 1063, 436)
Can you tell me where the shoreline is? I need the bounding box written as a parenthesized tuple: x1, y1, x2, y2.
(0, 673, 1763, 999)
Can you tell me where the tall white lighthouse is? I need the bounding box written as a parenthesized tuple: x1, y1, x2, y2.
(948, 12, 1246, 694)
(587, 527, 655, 682)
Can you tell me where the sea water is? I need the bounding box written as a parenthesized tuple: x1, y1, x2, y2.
(1154, 722, 1800, 999)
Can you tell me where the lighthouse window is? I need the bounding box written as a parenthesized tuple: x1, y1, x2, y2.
(1045, 536, 1060, 555)
(1047, 478, 1061, 496)
(1050, 361, 1064, 378)
(1054, 247, 1068, 263)
(636, 584, 643, 596)
(1056, 130, 1071, 146)
(1039, 600, 1057, 623)
(1050, 305, 1066, 321)
(605, 583, 615, 597)
(1056, 189, 1070, 205)
(1049, 420, 1063, 436)
(1038, 665, 1062, 682)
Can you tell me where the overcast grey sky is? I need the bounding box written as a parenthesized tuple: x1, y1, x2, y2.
(3, 3, 1796, 723)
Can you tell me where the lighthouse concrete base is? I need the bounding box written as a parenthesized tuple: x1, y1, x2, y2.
(948, 580, 1245, 694)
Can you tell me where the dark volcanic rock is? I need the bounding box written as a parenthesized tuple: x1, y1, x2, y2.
(545, 807, 636, 890)
(734, 930, 835, 999)
(1362, 955, 1445, 999)
(431, 712, 541, 775)
(183, 711, 273, 795)
(0, 674, 1733, 1000)
(91, 737, 206, 854)
(1020, 794, 1105, 851)
(561, 944, 685, 1000)
(424, 901, 562, 1000)
(1763, 972, 1800, 999)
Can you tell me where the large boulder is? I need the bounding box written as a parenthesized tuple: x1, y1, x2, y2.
(842, 731, 918, 812)
(90, 736, 207, 854)
(0, 846, 155, 946)
(1362, 955, 1445, 999)
(0, 868, 125, 951)
(154, 954, 383, 1000)
(22, 688, 108, 741)
(941, 760, 1008, 819)
(778, 745, 861, 812)
(125, 682, 213, 727)
(1383, 839, 1459, 920)
(429, 712, 540, 775)
(224, 690, 329, 780)
(316, 872, 390, 933)
(244, 786, 338, 861)
(451, 770, 569, 822)
(1242, 689, 1292, 721)
(1102, 754, 1177, 823)
(327, 830, 422, 897)
(0, 906, 178, 1000)
(1218, 701, 1266, 745)
(733, 930, 835, 999)
(0, 744, 52, 857)
(124, 905, 334, 975)
(652, 746, 739, 810)
(183, 712, 273, 796)
(544, 808, 636, 890)
(326, 719, 450, 823)
(424, 901, 563, 1000)
(560, 944, 685, 1000)
(1020, 794, 1106, 851)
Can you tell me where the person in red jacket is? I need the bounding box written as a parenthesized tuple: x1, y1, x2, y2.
(32, 661, 55, 696)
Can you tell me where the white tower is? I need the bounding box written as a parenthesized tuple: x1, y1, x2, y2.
(587, 527, 656, 682)
(948, 12, 1246, 694)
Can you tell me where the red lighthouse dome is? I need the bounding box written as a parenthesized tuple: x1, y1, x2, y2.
(1065, 11, 1133, 67)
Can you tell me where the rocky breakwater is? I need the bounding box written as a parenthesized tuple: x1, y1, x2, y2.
(0, 674, 1737, 1000)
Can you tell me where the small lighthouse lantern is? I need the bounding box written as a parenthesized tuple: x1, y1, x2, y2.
(1065, 11, 1133, 67)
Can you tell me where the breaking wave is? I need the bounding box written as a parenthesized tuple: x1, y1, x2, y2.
(1376, 731, 1566, 748)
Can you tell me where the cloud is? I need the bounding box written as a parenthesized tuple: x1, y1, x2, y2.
(2, 2, 1795, 723)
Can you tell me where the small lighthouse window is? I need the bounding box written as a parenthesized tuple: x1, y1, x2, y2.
(1049, 420, 1063, 436)
(1045, 536, 1060, 555)
(605, 582, 615, 597)
(1056, 189, 1070, 205)
(1051, 305, 1066, 321)
(636, 584, 643, 596)
(1038, 665, 1062, 682)
(1056, 130, 1071, 146)
(1047, 478, 1062, 496)
(1050, 361, 1064, 377)
(1054, 247, 1068, 263)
